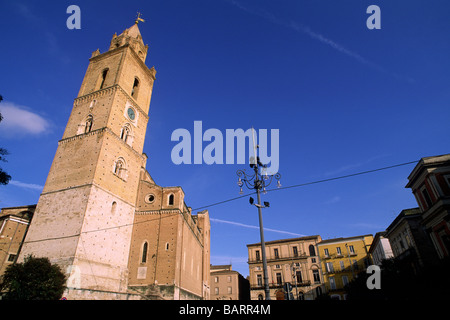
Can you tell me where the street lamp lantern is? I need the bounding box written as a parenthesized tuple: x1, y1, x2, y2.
(236, 156, 281, 300)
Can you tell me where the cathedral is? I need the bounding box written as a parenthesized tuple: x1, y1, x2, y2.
(0, 22, 210, 300)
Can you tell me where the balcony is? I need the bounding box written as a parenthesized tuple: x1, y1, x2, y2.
(248, 252, 309, 264)
(321, 251, 357, 260)
(250, 281, 312, 290)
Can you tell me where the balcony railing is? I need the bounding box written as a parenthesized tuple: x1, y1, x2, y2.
(322, 251, 357, 260)
(250, 281, 312, 290)
(249, 252, 310, 263)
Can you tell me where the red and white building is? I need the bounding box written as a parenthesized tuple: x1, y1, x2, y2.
(406, 154, 450, 259)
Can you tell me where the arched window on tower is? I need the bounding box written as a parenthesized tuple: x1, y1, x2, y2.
(98, 68, 109, 90)
(168, 194, 174, 206)
(131, 77, 140, 98)
(113, 158, 126, 180)
(111, 201, 117, 215)
(141, 242, 148, 263)
(84, 116, 93, 133)
(120, 124, 132, 145)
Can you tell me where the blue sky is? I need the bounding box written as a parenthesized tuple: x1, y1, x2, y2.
(1, 0, 449, 277)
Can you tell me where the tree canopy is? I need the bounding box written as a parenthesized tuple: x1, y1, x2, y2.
(0, 255, 67, 300)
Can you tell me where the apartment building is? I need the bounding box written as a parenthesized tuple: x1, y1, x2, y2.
(405, 154, 450, 259)
(317, 234, 373, 300)
(247, 235, 324, 300)
(368, 231, 394, 266)
(385, 208, 438, 272)
(0, 205, 35, 276)
(210, 265, 249, 300)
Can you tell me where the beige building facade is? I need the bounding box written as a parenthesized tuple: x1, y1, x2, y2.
(0, 205, 35, 276)
(247, 236, 324, 300)
(12, 22, 210, 300)
(210, 265, 249, 300)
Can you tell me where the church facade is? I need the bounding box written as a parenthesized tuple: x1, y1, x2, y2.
(6, 22, 210, 300)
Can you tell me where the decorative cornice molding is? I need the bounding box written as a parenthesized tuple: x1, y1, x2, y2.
(135, 209, 181, 215)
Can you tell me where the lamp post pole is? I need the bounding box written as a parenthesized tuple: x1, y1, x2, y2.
(237, 156, 281, 301)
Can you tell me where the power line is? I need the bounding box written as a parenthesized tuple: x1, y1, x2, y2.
(265, 160, 418, 193)
(12, 159, 418, 245)
(192, 159, 418, 210)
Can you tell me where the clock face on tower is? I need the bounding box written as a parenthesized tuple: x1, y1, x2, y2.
(127, 107, 135, 120)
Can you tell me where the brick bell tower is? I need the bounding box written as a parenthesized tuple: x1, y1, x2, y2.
(18, 21, 156, 299)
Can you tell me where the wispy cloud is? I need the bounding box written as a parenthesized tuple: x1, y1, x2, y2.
(211, 217, 306, 236)
(325, 196, 341, 204)
(0, 102, 51, 136)
(9, 180, 44, 191)
(226, 0, 413, 82)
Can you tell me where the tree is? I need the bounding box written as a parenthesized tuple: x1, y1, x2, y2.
(0, 94, 11, 185)
(0, 255, 67, 300)
(346, 257, 450, 300)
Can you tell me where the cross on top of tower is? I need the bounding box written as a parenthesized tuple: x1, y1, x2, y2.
(135, 12, 145, 25)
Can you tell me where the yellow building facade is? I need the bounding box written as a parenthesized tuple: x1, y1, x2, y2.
(317, 234, 373, 300)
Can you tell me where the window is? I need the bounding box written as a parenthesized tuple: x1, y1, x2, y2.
(298, 291, 304, 300)
(85, 116, 93, 133)
(227, 287, 232, 294)
(257, 274, 262, 286)
(315, 286, 322, 297)
(145, 194, 155, 204)
(311, 257, 316, 263)
(329, 277, 336, 290)
(7, 254, 16, 262)
(99, 69, 108, 89)
(421, 187, 433, 208)
(293, 246, 298, 257)
(295, 270, 302, 284)
(141, 242, 148, 263)
(215, 276, 219, 283)
(255, 250, 261, 261)
(131, 77, 140, 98)
(215, 287, 219, 295)
(326, 262, 334, 273)
(114, 158, 125, 179)
(274, 248, 279, 259)
(342, 275, 349, 287)
(111, 201, 117, 215)
(399, 239, 405, 250)
(168, 194, 174, 206)
(348, 245, 355, 255)
(324, 248, 329, 257)
(258, 294, 263, 300)
(120, 125, 131, 143)
(313, 269, 320, 283)
(309, 244, 316, 256)
(165, 243, 169, 251)
(227, 276, 231, 282)
(336, 247, 342, 256)
(276, 272, 282, 285)
(340, 261, 345, 271)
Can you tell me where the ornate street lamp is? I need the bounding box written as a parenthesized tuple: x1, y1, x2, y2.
(237, 156, 281, 300)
